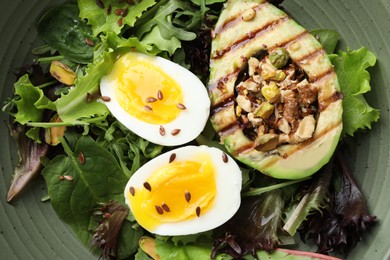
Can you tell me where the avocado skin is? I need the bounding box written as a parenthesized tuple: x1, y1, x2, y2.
(208, 0, 343, 179)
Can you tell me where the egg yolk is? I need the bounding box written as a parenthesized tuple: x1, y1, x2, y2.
(110, 52, 183, 124)
(126, 153, 216, 231)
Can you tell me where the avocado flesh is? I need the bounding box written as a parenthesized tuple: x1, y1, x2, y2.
(208, 0, 343, 180)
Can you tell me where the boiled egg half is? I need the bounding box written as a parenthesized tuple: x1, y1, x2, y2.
(100, 52, 210, 146)
(124, 145, 242, 236)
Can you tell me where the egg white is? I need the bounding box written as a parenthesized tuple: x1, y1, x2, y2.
(100, 52, 210, 146)
(124, 145, 242, 236)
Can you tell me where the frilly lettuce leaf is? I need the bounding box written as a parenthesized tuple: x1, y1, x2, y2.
(330, 47, 380, 136)
(78, 0, 156, 36)
(13, 75, 55, 124)
(55, 32, 151, 123)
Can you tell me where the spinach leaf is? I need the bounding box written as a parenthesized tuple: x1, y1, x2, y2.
(42, 132, 141, 257)
(37, 3, 97, 64)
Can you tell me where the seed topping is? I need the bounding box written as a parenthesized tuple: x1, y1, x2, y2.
(176, 103, 187, 110)
(222, 152, 228, 163)
(95, 0, 104, 9)
(159, 125, 166, 136)
(58, 175, 64, 181)
(64, 175, 74, 182)
(196, 206, 201, 217)
(78, 151, 85, 164)
(169, 153, 176, 163)
(117, 18, 123, 26)
(143, 182, 152, 191)
(129, 186, 135, 196)
(155, 205, 164, 215)
(146, 97, 157, 103)
(185, 191, 191, 203)
(85, 38, 95, 47)
(101, 96, 111, 102)
(157, 90, 163, 100)
(171, 129, 181, 136)
(144, 105, 153, 111)
(161, 203, 171, 212)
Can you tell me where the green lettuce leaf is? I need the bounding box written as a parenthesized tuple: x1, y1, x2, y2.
(330, 48, 380, 136)
(55, 32, 151, 123)
(78, 0, 156, 36)
(13, 75, 55, 124)
(311, 29, 340, 54)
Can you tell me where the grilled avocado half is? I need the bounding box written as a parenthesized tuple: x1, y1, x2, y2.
(208, 0, 343, 179)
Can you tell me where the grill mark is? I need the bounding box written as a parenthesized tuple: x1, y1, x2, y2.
(214, 2, 268, 35)
(310, 68, 334, 84)
(277, 31, 308, 50)
(211, 16, 290, 60)
(319, 92, 343, 111)
(210, 96, 235, 116)
(238, 121, 342, 170)
(294, 48, 325, 64)
(218, 122, 241, 137)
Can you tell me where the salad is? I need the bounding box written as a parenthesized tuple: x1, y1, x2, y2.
(2, 0, 380, 259)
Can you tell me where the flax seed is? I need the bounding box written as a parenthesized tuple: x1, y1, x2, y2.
(117, 17, 123, 26)
(114, 9, 123, 16)
(161, 203, 170, 212)
(143, 182, 151, 191)
(155, 205, 164, 215)
(96, 0, 104, 9)
(196, 207, 201, 217)
(171, 129, 181, 136)
(129, 186, 135, 196)
(121, 8, 128, 17)
(101, 96, 111, 102)
(185, 191, 191, 202)
(176, 103, 187, 110)
(85, 38, 95, 47)
(78, 151, 85, 164)
(169, 153, 176, 163)
(106, 4, 112, 15)
(157, 90, 163, 100)
(222, 152, 228, 163)
(144, 105, 153, 111)
(58, 175, 64, 181)
(146, 97, 157, 103)
(159, 125, 166, 136)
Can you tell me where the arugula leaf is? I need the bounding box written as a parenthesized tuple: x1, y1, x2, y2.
(37, 4, 97, 64)
(13, 75, 55, 125)
(135, 0, 203, 54)
(78, 0, 156, 36)
(330, 48, 380, 136)
(311, 29, 340, 54)
(42, 132, 142, 257)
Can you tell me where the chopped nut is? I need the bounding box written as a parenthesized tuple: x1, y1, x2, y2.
(242, 8, 256, 21)
(248, 57, 260, 76)
(277, 117, 291, 134)
(236, 94, 252, 112)
(254, 133, 279, 152)
(241, 78, 260, 92)
(44, 114, 66, 146)
(247, 112, 263, 127)
(254, 102, 274, 119)
(293, 115, 316, 142)
(235, 105, 242, 116)
(49, 61, 76, 85)
(261, 82, 280, 103)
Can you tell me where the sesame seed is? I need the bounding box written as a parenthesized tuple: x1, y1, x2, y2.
(143, 182, 151, 191)
(171, 129, 181, 136)
(196, 207, 201, 217)
(185, 191, 191, 203)
(129, 186, 135, 196)
(169, 153, 176, 163)
(155, 205, 164, 215)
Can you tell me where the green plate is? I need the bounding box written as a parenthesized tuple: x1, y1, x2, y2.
(0, 0, 389, 259)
